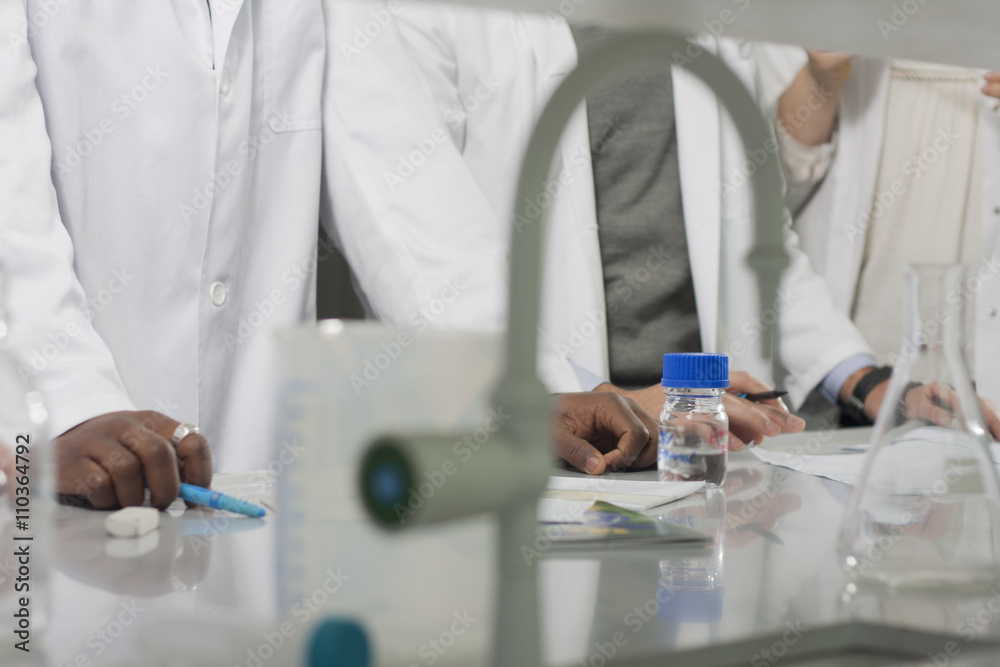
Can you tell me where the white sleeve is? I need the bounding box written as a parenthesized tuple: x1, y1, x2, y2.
(0, 2, 134, 435)
(754, 41, 808, 115)
(775, 209, 873, 408)
(775, 122, 837, 189)
(754, 42, 837, 211)
(319, 1, 581, 392)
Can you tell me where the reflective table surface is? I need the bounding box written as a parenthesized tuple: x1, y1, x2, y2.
(10, 430, 1000, 666)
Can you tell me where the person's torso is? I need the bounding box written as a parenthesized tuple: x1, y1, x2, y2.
(28, 0, 326, 470)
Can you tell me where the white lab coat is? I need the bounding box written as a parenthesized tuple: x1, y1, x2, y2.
(765, 53, 1000, 405)
(15, 0, 328, 471)
(325, 4, 872, 407)
(0, 0, 134, 446)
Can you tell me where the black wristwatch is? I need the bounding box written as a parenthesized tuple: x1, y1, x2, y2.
(841, 366, 893, 425)
(895, 381, 924, 426)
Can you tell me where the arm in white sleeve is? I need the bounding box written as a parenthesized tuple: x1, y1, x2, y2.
(319, 0, 581, 392)
(819, 353, 877, 404)
(775, 121, 837, 213)
(774, 210, 874, 408)
(775, 122, 837, 190)
(0, 2, 134, 435)
(755, 41, 837, 212)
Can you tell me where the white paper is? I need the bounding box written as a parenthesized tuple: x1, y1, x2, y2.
(753, 427, 1000, 487)
(750, 447, 868, 486)
(541, 477, 705, 515)
(536, 498, 594, 523)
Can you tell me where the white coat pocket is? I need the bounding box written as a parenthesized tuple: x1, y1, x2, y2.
(258, 0, 325, 132)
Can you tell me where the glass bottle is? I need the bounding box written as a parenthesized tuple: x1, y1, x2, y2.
(656, 487, 726, 591)
(658, 353, 730, 487)
(838, 264, 1000, 591)
(0, 269, 52, 664)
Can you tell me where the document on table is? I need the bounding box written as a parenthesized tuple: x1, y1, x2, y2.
(541, 501, 711, 548)
(841, 442, 1000, 462)
(751, 428, 1000, 487)
(750, 448, 867, 486)
(538, 477, 704, 522)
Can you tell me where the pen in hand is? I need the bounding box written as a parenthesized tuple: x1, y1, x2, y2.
(737, 390, 788, 403)
(178, 483, 266, 518)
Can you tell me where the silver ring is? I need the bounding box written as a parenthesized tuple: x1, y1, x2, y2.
(171, 423, 200, 447)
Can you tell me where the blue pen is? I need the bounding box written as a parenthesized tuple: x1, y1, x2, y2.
(178, 483, 267, 518)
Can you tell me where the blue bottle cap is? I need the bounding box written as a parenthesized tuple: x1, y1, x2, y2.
(661, 353, 730, 389)
(308, 618, 370, 667)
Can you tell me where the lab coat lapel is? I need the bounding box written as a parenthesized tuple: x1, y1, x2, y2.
(208, 0, 246, 68)
(521, 17, 580, 192)
(522, 16, 610, 377)
(673, 63, 721, 353)
(826, 58, 890, 312)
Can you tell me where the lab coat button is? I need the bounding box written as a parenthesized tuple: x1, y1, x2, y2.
(991, 99, 1000, 113)
(993, 206, 1000, 216)
(209, 282, 227, 306)
(220, 70, 231, 96)
(989, 307, 997, 318)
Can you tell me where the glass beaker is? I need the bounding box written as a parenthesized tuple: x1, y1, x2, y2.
(838, 264, 1000, 591)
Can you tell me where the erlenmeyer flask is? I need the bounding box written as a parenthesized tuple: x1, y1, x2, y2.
(838, 263, 1000, 591)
